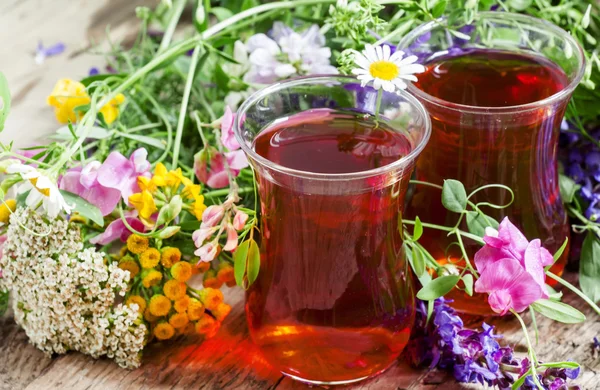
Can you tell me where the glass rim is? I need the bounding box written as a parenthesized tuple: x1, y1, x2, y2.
(234, 75, 432, 181)
(398, 11, 586, 114)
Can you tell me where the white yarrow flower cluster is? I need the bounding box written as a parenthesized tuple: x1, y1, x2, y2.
(0, 208, 147, 369)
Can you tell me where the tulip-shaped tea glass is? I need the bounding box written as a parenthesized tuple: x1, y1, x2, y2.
(398, 12, 585, 315)
(234, 76, 431, 385)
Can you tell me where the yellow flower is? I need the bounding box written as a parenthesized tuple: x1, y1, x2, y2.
(118, 259, 140, 278)
(98, 93, 126, 125)
(192, 195, 207, 221)
(187, 298, 205, 321)
(165, 168, 186, 188)
(126, 295, 147, 313)
(203, 269, 223, 289)
(174, 296, 190, 313)
(169, 312, 189, 329)
(211, 303, 232, 322)
(144, 308, 159, 323)
(198, 288, 224, 311)
(142, 269, 163, 288)
(151, 163, 168, 187)
(139, 248, 161, 269)
(137, 176, 158, 193)
(126, 234, 149, 254)
(0, 199, 16, 224)
(196, 261, 211, 274)
(160, 247, 181, 268)
(129, 190, 157, 223)
(148, 294, 172, 317)
(171, 261, 192, 283)
(181, 183, 201, 201)
(195, 314, 216, 335)
(47, 79, 89, 124)
(163, 279, 187, 301)
(154, 322, 175, 341)
(217, 263, 235, 284)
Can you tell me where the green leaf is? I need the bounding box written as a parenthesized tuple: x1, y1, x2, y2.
(539, 361, 580, 369)
(412, 246, 425, 277)
(210, 6, 234, 21)
(179, 220, 201, 231)
(506, 0, 532, 11)
(416, 275, 460, 300)
(531, 299, 586, 324)
(59, 190, 104, 227)
(552, 237, 569, 264)
(466, 211, 499, 237)
(247, 239, 260, 286)
(441, 179, 467, 213)
(52, 125, 112, 141)
(462, 274, 473, 296)
(559, 174, 580, 204)
(546, 284, 563, 301)
(0, 72, 11, 132)
(234, 240, 250, 287)
(512, 369, 531, 390)
(80, 73, 127, 87)
(214, 63, 230, 92)
(115, 132, 166, 150)
(431, 0, 447, 18)
(241, 0, 259, 11)
(413, 216, 423, 241)
(16, 190, 30, 207)
(580, 232, 600, 302)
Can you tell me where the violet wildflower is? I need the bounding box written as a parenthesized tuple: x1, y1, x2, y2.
(35, 41, 66, 64)
(407, 299, 580, 389)
(88, 67, 100, 76)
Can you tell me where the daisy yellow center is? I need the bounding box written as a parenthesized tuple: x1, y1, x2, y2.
(29, 178, 50, 197)
(369, 61, 399, 81)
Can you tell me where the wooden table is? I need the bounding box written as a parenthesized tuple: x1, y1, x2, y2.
(0, 1, 599, 389)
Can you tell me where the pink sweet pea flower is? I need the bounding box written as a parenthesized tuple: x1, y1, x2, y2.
(474, 217, 553, 298)
(222, 223, 238, 251)
(220, 106, 240, 151)
(60, 162, 121, 216)
(233, 210, 249, 230)
(192, 226, 218, 247)
(195, 242, 218, 262)
(193, 147, 248, 189)
(474, 258, 544, 315)
(202, 205, 225, 227)
(96, 148, 151, 203)
(89, 216, 145, 245)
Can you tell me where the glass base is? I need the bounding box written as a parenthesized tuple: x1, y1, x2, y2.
(281, 361, 393, 386)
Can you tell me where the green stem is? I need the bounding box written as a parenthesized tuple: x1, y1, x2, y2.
(204, 187, 254, 199)
(403, 219, 485, 244)
(567, 204, 600, 236)
(158, 0, 186, 53)
(172, 43, 202, 169)
(546, 271, 600, 316)
(374, 89, 383, 122)
(409, 179, 444, 190)
(512, 310, 544, 390)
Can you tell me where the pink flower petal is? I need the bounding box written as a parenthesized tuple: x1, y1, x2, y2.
(220, 106, 240, 151)
(473, 245, 510, 273)
(202, 205, 225, 227)
(474, 257, 522, 294)
(96, 151, 134, 192)
(192, 227, 217, 247)
(487, 289, 513, 315)
(223, 224, 238, 251)
(233, 210, 249, 231)
(80, 161, 101, 189)
(206, 170, 230, 189)
(130, 148, 150, 173)
(497, 217, 529, 258)
(89, 217, 144, 245)
(195, 242, 218, 261)
(524, 239, 550, 298)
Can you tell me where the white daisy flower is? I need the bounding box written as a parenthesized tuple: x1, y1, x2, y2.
(352, 44, 426, 92)
(6, 164, 72, 219)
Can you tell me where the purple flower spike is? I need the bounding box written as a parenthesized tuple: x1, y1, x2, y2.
(35, 41, 66, 64)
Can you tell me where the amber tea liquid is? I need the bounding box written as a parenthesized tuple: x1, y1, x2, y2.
(408, 49, 570, 315)
(246, 111, 416, 383)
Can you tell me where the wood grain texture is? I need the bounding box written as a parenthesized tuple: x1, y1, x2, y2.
(0, 1, 599, 389)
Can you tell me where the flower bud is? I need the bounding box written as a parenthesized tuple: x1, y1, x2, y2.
(157, 226, 180, 239)
(201, 205, 224, 227)
(222, 223, 238, 252)
(232, 210, 249, 230)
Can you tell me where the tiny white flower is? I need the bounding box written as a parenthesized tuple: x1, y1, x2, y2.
(352, 44, 426, 92)
(6, 164, 72, 219)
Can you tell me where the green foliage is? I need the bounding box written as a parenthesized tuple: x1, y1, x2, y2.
(234, 238, 260, 289)
(441, 179, 467, 213)
(60, 190, 104, 227)
(580, 232, 600, 302)
(417, 274, 460, 300)
(531, 299, 586, 324)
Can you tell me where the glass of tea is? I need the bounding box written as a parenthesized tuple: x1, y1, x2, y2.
(234, 76, 431, 385)
(398, 12, 585, 315)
